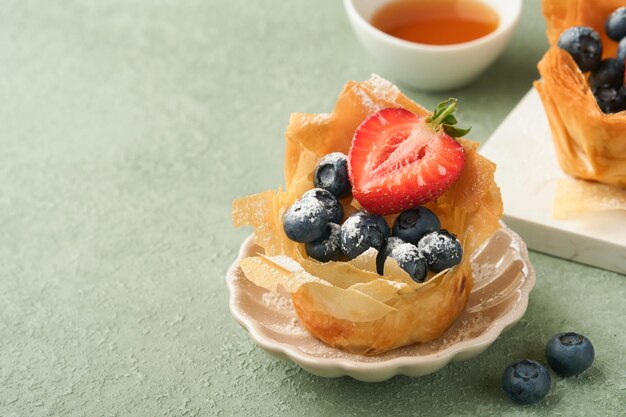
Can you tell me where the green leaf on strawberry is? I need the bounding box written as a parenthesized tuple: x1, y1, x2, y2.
(426, 98, 471, 138)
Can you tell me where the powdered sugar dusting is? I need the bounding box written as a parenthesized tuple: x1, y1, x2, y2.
(340, 215, 366, 248)
(366, 74, 401, 101)
(326, 223, 341, 249)
(471, 262, 497, 288)
(308, 113, 331, 125)
(354, 87, 384, 113)
(309, 222, 342, 256)
(436, 313, 491, 346)
(418, 232, 460, 259)
(321, 152, 346, 164)
(267, 317, 308, 337)
(383, 280, 406, 291)
(390, 242, 420, 265)
(271, 255, 303, 273)
(261, 291, 293, 312)
(285, 197, 324, 224)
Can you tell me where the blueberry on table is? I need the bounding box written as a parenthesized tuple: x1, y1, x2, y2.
(379, 237, 427, 283)
(417, 230, 463, 273)
(392, 207, 441, 245)
(606, 7, 626, 41)
(305, 223, 343, 262)
(502, 360, 551, 405)
(593, 85, 626, 114)
(283, 188, 343, 243)
(313, 152, 352, 198)
(545, 332, 595, 377)
(340, 211, 390, 259)
(589, 58, 625, 89)
(558, 26, 602, 72)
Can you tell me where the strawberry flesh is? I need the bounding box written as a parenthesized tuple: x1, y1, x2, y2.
(348, 108, 465, 215)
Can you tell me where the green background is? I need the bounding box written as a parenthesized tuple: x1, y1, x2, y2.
(1, 0, 625, 416)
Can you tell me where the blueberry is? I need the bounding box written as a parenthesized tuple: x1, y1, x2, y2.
(392, 207, 441, 245)
(593, 85, 626, 114)
(378, 237, 427, 283)
(381, 236, 405, 257)
(558, 26, 602, 72)
(340, 211, 390, 259)
(589, 58, 625, 89)
(313, 152, 352, 198)
(545, 332, 595, 377)
(617, 37, 626, 64)
(417, 230, 463, 273)
(305, 223, 343, 262)
(283, 199, 328, 243)
(301, 188, 343, 224)
(606, 7, 626, 41)
(502, 360, 551, 405)
(283, 189, 343, 243)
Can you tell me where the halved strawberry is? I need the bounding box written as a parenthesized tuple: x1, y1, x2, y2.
(348, 99, 468, 215)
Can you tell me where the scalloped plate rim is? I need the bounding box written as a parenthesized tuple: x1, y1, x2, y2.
(226, 223, 535, 382)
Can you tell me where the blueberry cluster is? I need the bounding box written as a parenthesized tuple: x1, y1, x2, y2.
(379, 207, 462, 282)
(558, 7, 626, 113)
(282, 153, 353, 263)
(502, 332, 595, 405)
(282, 153, 463, 283)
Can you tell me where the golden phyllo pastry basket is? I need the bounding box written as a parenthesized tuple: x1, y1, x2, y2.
(232, 76, 502, 355)
(535, 0, 626, 188)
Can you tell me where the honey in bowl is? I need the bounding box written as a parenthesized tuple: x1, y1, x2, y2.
(370, 0, 499, 46)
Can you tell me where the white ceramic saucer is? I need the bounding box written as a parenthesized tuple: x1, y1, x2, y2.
(226, 224, 535, 382)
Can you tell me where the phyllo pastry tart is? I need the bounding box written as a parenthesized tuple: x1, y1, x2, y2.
(536, 0, 626, 189)
(232, 75, 503, 355)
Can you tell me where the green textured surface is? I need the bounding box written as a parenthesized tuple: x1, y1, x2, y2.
(1, 0, 625, 416)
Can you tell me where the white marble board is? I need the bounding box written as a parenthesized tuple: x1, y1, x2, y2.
(480, 88, 626, 275)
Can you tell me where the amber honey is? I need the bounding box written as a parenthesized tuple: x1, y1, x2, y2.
(370, 0, 499, 45)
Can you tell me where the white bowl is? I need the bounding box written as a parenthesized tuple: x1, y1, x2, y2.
(226, 224, 536, 382)
(343, 0, 522, 91)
